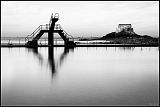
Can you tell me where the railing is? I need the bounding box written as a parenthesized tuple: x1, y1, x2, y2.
(54, 13, 59, 19)
(54, 24, 61, 30)
(25, 24, 50, 43)
(67, 35, 74, 41)
(1, 37, 27, 45)
(25, 25, 41, 42)
(49, 13, 59, 28)
(62, 28, 74, 41)
(54, 24, 74, 41)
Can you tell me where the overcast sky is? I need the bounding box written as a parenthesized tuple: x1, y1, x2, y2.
(1, 1, 159, 38)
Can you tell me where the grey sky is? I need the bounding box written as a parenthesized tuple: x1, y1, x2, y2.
(1, 1, 159, 37)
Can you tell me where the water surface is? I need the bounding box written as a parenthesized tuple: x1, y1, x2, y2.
(1, 47, 159, 105)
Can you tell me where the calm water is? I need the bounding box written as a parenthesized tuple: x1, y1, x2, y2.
(1, 47, 159, 105)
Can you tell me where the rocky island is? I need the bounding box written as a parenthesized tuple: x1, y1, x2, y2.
(99, 32, 159, 45)
(80, 24, 159, 45)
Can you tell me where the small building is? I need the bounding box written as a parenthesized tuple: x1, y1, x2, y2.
(116, 24, 134, 34)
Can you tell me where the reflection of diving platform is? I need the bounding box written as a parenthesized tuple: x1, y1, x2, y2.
(25, 13, 76, 46)
(27, 47, 74, 80)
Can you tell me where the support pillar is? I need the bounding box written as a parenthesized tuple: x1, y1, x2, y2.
(48, 13, 59, 46)
(48, 31, 54, 46)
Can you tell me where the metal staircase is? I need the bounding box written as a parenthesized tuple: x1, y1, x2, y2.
(54, 24, 75, 45)
(25, 25, 49, 42)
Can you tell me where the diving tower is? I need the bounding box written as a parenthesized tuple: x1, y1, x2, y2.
(25, 13, 75, 46)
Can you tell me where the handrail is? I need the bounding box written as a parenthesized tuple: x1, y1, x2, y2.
(33, 26, 41, 36)
(49, 19, 52, 28)
(25, 24, 50, 43)
(49, 13, 54, 27)
(25, 25, 41, 41)
(68, 35, 74, 40)
(54, 13, 59, 19)
(57, 24, 74, 41)
(30, 25, 41, 37)
(49, 13, 59, 27)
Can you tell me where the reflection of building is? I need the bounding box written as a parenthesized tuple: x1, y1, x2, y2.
(116, 24, 135, 34)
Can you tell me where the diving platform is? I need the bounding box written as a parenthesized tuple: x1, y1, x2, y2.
(25, 13, 76, 46)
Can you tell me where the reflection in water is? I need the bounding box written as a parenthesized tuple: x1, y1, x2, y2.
(48, 47, 74, 79)
(59, 47, 74, 67)
(27, 47, 43, 66)
(2, 47, 158, 105)
(27, 47, 74, 79)
(118, 47, 135, 50)
(48, 47, 56, 79)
